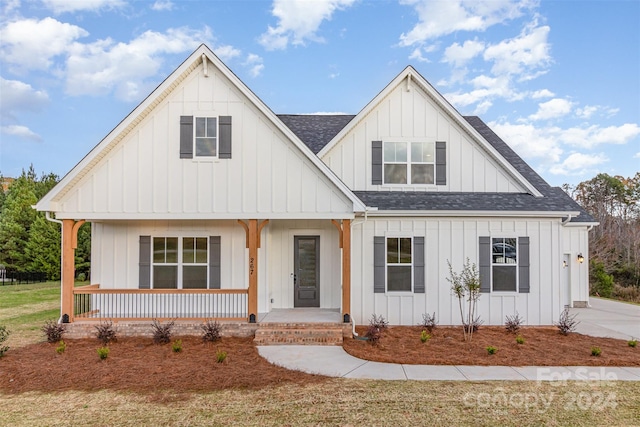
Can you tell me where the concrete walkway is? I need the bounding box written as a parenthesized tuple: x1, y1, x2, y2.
(258, 298, 640, 381)
(258, 345, 640, 381)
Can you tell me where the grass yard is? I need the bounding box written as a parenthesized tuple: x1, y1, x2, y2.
(1, 381, 638, 426)
(0, 281, 61, 348)
(1, 283, 639, 426)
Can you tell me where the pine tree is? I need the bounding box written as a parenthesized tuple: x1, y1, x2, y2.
(26, 214, 61, 279)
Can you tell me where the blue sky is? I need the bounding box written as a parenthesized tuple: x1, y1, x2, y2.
(1, 0, 638, 187)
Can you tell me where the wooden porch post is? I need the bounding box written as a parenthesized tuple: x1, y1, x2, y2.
(238, 219, 268, 323)
(332, 219, 352, 322)
(61, 219, 85, 323)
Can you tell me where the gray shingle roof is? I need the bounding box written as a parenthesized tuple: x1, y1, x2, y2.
(278, 114, 596, 223)
(277, 114, 355, 154)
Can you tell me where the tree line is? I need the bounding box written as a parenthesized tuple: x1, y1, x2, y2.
(0, 167, 638, 301)
(0, 166, 90, 281)
(565, 172, 640, 302)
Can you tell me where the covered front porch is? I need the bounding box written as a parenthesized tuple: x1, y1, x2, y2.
(61, 218, 353, 325)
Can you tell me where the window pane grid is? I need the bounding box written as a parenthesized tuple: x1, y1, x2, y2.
(491, 237, 517, 291)
(152, 237, 208, 289)
(195, 117, 217, 157)
(386, 237, 412, 291)
(383, 141, 435, 184)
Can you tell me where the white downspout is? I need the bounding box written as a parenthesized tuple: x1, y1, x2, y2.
(45, 211, 64, 323)
(562, 214, 573, 225)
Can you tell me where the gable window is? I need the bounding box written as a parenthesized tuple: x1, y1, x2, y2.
(492, 237, 517, 292)
(152, 237, 208, 289)
(387, 237, 413, 291)
(383, 141, 435, 184)
(195, 117, 217, 157)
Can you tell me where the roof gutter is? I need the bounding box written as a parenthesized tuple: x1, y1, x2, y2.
(365, 210, 580, 219)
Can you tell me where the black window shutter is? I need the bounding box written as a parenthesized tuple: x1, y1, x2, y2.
(372, 141, 382, 185)
(209, 236, 221, 289)
(413, 237, 425, 293)
(180, 116, 193, 159)
(219, 116, 232, 159)
(479, 236, 490, 293)
(518, 237, 530, 293)
(374, 236, 385, 293)
(139, 236, 151, 289)
(436, 141, 446, 185)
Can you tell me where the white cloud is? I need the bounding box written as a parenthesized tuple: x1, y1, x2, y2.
(214, 45, 241, 62)
(2, 0, 20, 15)
(559, 123, 640, 148)
(483, 20, 551, 79)
(489, 121, 563, 164)
(409, 47, 430, 63)
(41, 0, 125, 14)
(549, 152, 608, 176)
(0, 78, 50, 121)
(634, 152, 640, 159)
(65, 27, 212, 101)
(259, 0, 356, 50)
(151, 0, 174, 11)
(0, 17, 88, 70)
(1, 125, 42, 142)
(445, 74, 515, 107)
(244, 53, 264, 77)
(529, 98, 573, 121)
(442, 39, 485, 67)
(531, 89, 554, 99)
(399, 0, 535, 46)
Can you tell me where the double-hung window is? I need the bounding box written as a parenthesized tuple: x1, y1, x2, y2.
(195, 117, 217, 157)
(384, 141, 435, 185)
(386, 237, 412, 291)
(491, 237, 517, 292)
(152, 237, 208, 289)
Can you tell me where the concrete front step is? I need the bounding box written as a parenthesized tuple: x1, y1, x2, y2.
(254, 322, 351, 345)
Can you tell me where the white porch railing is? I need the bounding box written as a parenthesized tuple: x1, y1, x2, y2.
(73, 285, 248, 321)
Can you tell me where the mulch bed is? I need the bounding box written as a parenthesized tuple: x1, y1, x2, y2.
(0, 336, 326, 394)
(343, 326, 640, 366)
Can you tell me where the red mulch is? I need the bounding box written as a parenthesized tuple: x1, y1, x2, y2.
(0, 336, 325, 394)
(343, 326, 640, 366)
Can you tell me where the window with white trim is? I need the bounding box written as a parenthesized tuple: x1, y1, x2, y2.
(384, 141, 435, 184)
(491, 237, 517, 291)
(195, 117, 217, 157)
(386, 237, 412, 291)
(152, 237, 208, 289)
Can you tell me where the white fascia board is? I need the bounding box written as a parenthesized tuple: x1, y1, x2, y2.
(563, 221, 600, 227)
(366, 210, 580, 219)
(51, 212, 357, 221)
(35, 44, 366, 214)
(318, 66, 543, 198)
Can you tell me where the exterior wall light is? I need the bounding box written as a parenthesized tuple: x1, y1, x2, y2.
(577, 253, 584, 263)
(563, 260, 568, 268)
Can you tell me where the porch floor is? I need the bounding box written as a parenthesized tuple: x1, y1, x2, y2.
(258, 308, 342, 324)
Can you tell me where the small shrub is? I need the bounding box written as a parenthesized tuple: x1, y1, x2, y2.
(151, 319, 175, 344)
(216, 350, 227, 363)
(365, 324, 382, 344)
(628, 339, 638, 348)
(94, 320, 117, 345)
(56, 340, 66, 354)
(463, 316, 484, 333)
(486, 346, 498, 355)
(504, 312, 524, 334)
(420, 330, 431, 343)
(516, 335, 525, 345)
(591, 347, 602, 357)
(365, 314, 388, 344)
(172, 339, 183, 353)
(0, 325, 10, 357)
(555, 307, 579, 335)
(201, 319, 222, 343)
(369, 314, 389, 331)
(41, 320, 66, 343)
(97, 347, 110, 360)
(77, 272, 87, 282)
(419, 312, 438, 333)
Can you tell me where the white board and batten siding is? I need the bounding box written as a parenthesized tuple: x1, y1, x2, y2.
(321, 80, 526, 193)
(350, 217, 569, 326)
(56, 67, 354, 220)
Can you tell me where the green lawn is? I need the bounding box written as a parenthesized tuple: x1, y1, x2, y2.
(0, 281, 61, 347)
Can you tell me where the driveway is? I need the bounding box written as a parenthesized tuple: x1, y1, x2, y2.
(570, 297, 640, 340)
